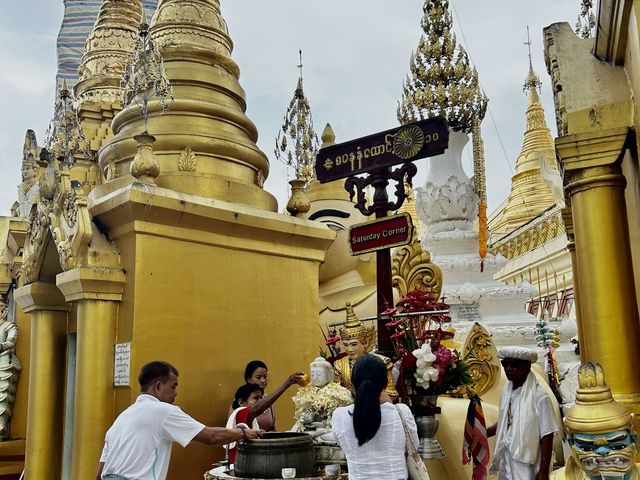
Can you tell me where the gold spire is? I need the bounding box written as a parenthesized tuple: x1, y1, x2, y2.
(75, 0, 143, 153)
(275, 50, 319, 187)
(397, 0, 487, 132)
(565, 362, 634, 434)
(76, 0, 142, 104)
(99, 0, 277, 210)
(488, 42, 559, 235)
(306, 124, 351, 203)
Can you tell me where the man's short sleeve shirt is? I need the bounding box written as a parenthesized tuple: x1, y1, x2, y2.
(100, 394, 205, 480)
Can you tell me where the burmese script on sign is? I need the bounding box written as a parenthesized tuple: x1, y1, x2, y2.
(315, 117, 448, 183)
(349, 213, 414, 255)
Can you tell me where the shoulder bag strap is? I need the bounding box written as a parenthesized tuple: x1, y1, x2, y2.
(395, 405, 419, 455)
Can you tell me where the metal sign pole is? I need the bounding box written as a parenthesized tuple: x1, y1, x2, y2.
(315, 117, 450, 359)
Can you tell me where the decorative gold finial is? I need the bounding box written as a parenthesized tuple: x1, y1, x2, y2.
(564, 362, 634, 434)
(398, 0, 487, 132)
(339, 303, 376, 348)
(321, 123, 336, 148)
(275, 50, 319, 188)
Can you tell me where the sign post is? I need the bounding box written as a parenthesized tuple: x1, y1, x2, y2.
(316, 117, 449, 357)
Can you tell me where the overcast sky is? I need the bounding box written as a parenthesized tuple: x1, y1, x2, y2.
(0, 1, 579, 217)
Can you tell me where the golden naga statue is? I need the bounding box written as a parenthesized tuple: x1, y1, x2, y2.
(552, 362, 639, 480)
(333, 303, 398, 401)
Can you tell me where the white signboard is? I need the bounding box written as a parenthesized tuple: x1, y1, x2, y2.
(453, 302, 481, 323)
(114, 343, 131, 387)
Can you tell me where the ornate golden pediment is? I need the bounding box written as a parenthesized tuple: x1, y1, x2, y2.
(21, 155, 93, 284)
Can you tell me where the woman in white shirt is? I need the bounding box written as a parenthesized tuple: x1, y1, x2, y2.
(332, 354, 419, 480)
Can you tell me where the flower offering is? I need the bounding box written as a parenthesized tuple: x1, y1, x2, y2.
(384, 289, 471, 400)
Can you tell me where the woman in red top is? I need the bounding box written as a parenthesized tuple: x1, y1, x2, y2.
(230, 360, 303, 432)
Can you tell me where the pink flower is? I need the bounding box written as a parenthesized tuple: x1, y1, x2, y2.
(433, 345, 453, 379)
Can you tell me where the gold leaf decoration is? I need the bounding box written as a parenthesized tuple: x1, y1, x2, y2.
(178, 146, 197, 172)
(458, 322, 500, 396)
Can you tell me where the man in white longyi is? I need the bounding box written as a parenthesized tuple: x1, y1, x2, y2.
(487, 346, 560, 480)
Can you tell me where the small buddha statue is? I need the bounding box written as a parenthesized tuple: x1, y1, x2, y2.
(291, 357, 350, 442)
(551, 362, 640, 480)
(333, 303, 398, 401)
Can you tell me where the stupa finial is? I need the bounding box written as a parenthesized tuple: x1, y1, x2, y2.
(275, 50, 319, 187)
(397, 0, 487, 132)
(523, 26, 542, 94)
(321, 123, 336, 148)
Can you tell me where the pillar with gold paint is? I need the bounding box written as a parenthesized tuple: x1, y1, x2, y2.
(14, 282, 69, 479)
(557, 127, 640, 412)
(57, 266, 125, 480)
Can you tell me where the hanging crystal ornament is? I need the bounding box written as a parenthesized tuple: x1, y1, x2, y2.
(275, 50, 319, 188)
(45, 80, 91, 167)
(120, 8, 173, 133)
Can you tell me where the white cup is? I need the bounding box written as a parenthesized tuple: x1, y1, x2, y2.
(281, 467, 296, 478)
(325, 464, 341, 476)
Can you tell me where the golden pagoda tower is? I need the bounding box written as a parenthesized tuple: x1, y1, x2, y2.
(7, 0, 334, 478)
(488, 45, 576, 365)
(489, 50, 562, 237)
(98, 0, 277, 210)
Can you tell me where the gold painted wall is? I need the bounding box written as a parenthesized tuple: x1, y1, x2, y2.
(90, 184, 334, 478)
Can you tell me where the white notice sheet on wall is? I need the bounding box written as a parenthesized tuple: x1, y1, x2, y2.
(114, 343, 131, 386)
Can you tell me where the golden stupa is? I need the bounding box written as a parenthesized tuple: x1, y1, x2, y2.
(0, 0, 334, 477)
(489, 58, 561, 236)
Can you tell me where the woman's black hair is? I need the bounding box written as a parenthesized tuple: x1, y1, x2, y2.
(244, 360, 268, 383)
(233, 383, 262, 410)
(351, 354, 387, 446)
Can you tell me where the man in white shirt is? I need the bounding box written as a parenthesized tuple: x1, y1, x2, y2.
(487, 346, 559, 480)
(97, 360, 261, 480)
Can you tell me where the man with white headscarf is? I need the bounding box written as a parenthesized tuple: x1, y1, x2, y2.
(487, 346, 559, 480)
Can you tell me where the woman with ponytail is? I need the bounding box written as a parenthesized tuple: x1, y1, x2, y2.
(332, 354, 418, 479)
